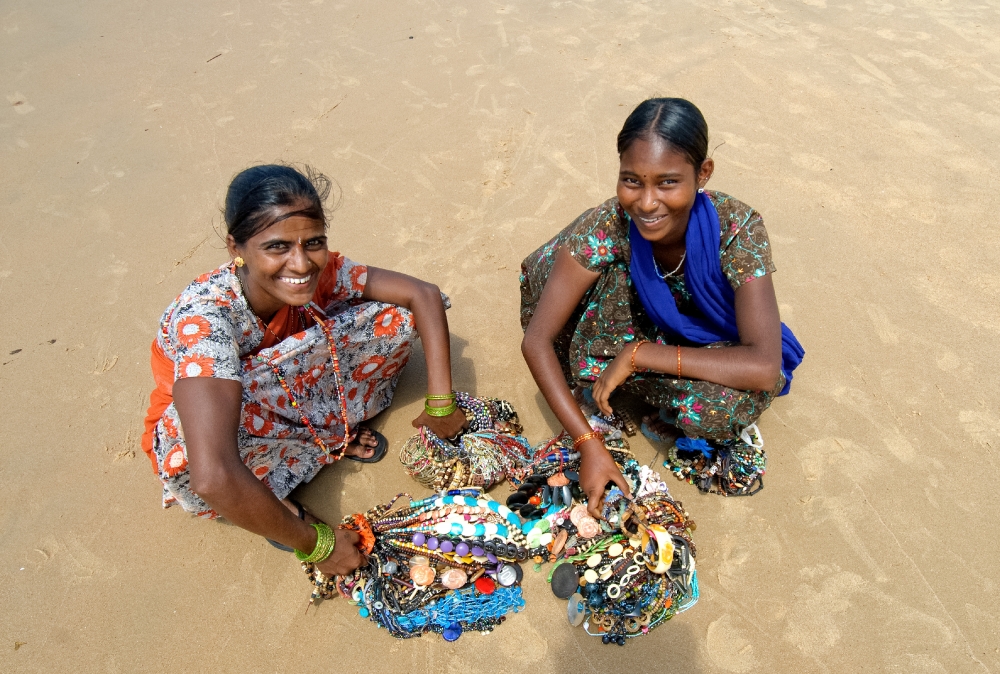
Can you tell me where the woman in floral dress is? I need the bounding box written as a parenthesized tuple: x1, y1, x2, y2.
(520, 99, 803, 512)
(141, 164, 466, 574)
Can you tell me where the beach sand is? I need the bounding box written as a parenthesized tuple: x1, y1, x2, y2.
(2, 0, 999, 671)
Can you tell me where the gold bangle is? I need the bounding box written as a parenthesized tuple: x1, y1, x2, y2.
(573, 431, 604, 449)
(630, 340, 650, 373)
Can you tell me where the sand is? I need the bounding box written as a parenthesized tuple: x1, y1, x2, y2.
(2, 0, 999, 671)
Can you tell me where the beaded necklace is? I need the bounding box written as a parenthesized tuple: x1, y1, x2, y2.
(253, 303, 349, 460)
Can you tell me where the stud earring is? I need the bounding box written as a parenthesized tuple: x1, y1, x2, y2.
(697, 188, 704, 194)
(234, 256, 245, 267)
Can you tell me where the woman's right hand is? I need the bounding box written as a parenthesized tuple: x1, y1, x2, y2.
(314, 527, 366, 576)
(578, 439, 632, 519)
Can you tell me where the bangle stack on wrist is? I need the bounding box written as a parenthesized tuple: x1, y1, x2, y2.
(295, 522, 337, 563)
(424, 392, 458, 417)
(572, 430, 604, 449)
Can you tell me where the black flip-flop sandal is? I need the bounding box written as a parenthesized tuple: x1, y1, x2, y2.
(267, 498, 305, 552)
(346, 428, 389, 464)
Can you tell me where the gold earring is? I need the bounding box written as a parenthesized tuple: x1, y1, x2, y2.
(234, 256, 245, 267)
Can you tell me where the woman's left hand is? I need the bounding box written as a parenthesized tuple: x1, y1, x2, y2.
(591, 349, 634, 416)
(412, 407, 469, 439)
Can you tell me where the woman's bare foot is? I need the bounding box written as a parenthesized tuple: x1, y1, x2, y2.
(343, 427, 379, 459)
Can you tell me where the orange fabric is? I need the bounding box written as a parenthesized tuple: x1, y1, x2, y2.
(140, 254, 347, 473)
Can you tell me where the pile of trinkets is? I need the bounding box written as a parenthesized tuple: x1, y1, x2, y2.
(506, 418, 699, 646)
(663, 423, 766, 496)
(399, 392, 534, 491)
(302, 489, 528, 641)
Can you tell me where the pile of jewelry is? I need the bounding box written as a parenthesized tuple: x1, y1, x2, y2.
(507, 426, 698, 645)
(302, 489, 527, 640)
(663, 423, 766, 496)
(399, 392, 534, 491)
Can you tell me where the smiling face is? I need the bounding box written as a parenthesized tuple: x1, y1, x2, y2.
(616, 135, 714, 251)
(226, 203, 329, 321)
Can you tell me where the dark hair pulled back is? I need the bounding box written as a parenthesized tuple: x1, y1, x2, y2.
(616, 98, 708, 169)
(225, 164, 331, 245)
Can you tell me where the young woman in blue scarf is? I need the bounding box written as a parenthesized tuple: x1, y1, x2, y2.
(520, 98, 803, 512)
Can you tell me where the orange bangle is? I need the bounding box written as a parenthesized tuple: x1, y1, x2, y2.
(676, 345, 682, 379)
(573, 431, 603, 449)
(630, 340, 650, 373)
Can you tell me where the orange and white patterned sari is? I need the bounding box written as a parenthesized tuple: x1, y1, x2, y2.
(142, 254, 419, 517)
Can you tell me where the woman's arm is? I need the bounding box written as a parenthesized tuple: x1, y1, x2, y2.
(521, 246, 632, 516)
(591, 274, 783, 415)
(173, 377, 364, 574)
(362, 267, 467, 439)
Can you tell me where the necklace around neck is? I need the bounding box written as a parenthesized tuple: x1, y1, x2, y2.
(654, 251, 686, 280)
(232, 264, 306, 342)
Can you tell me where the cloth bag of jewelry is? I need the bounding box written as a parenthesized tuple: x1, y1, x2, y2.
(399, 392, 534, 491)
(507, 426, 699, 646)
(301, 489, 528, 641)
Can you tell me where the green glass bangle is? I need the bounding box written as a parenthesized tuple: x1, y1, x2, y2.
(295, 522, 336, 563)
(424, 402, 458, 417)
(425, 393, 456, 401)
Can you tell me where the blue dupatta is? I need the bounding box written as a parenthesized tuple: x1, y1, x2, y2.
(628, 193, 803, 395)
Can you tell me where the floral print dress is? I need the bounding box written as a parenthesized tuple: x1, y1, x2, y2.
(520, 191, 785, 441)
(145, 254, 418, 517)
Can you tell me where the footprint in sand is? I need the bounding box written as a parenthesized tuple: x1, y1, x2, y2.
(706, 613, 758, 672)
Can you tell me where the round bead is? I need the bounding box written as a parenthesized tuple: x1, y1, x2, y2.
(439, 540, 455, 553)
(497, 563, 519, 587)
(551, 563, 579, 599)
(442, 622, 462, 642)
(587, 554, 603, 568)
(450, 523, 463, 536)
(455, 542, 470, 557)
(608, 543, 624, 558)
(412, 532, 426, 546)
(426, 536, 439, 551)
(440, 568, 467, 589)
(474, 524, 486, 537)
(409, 565, 435, 586)
(475, 576, 496, 595)
(470, 546, 485, 557)
(583, 569, 599, 584)
(578, 517, 601, 539)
